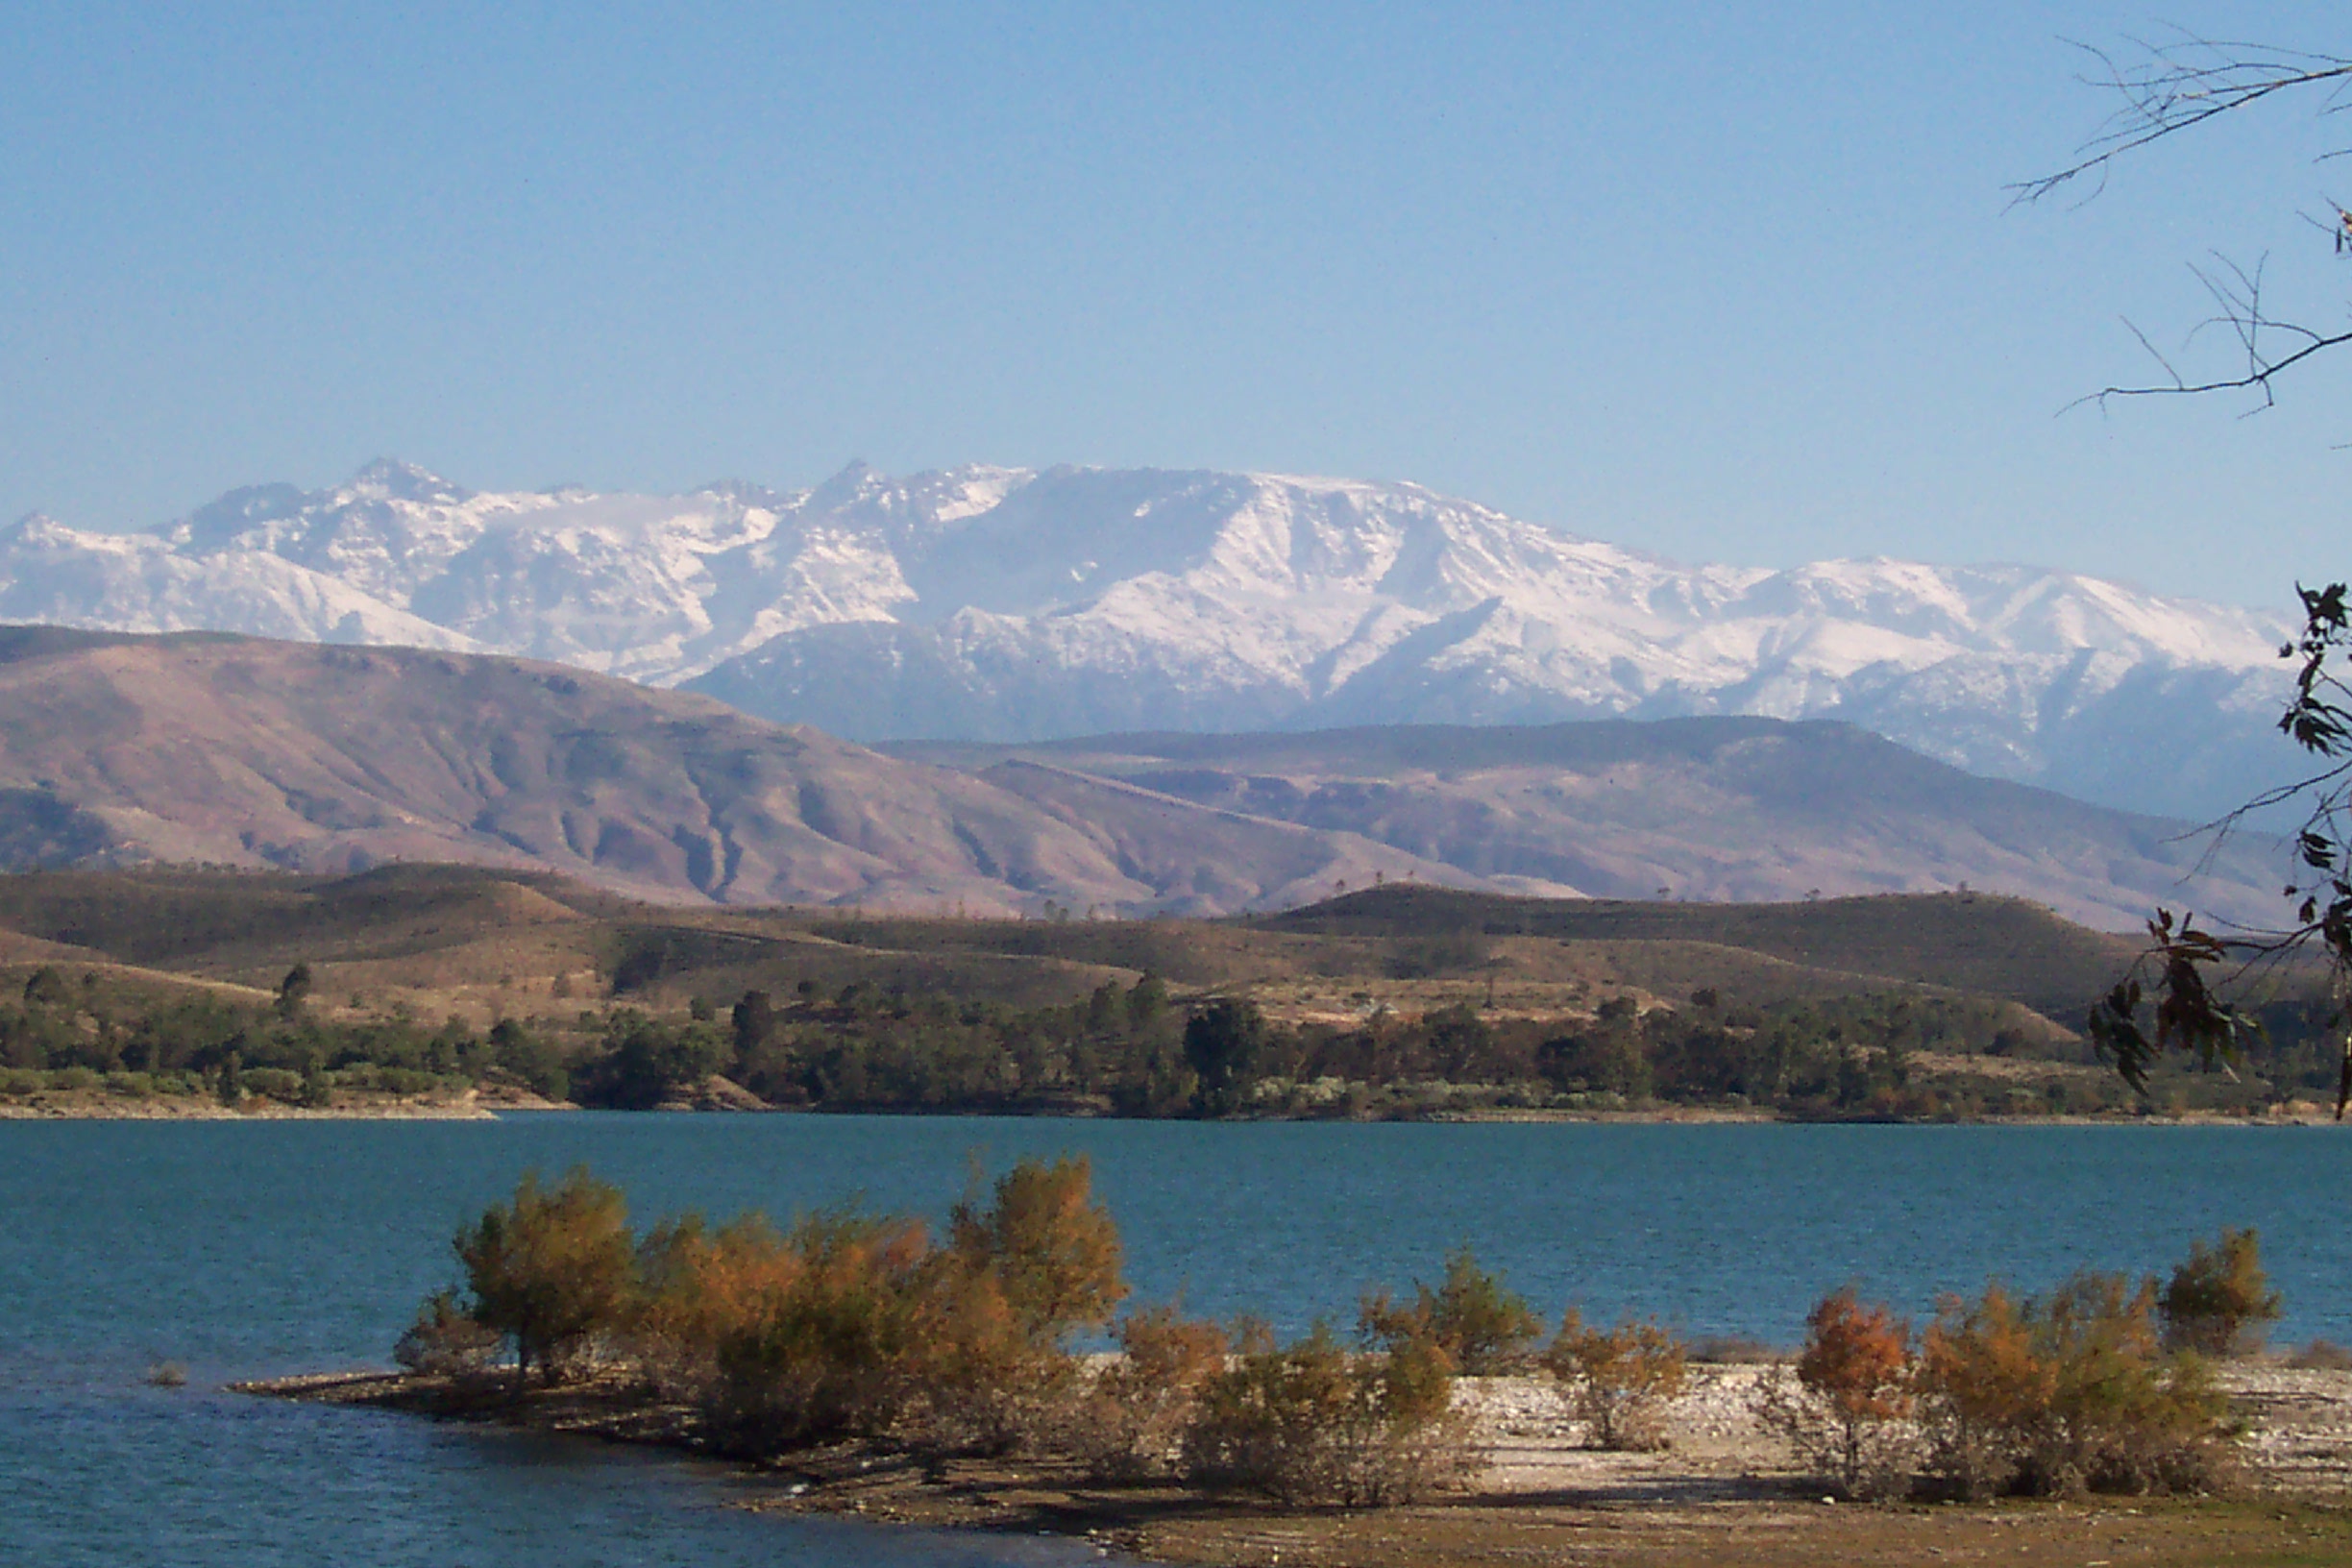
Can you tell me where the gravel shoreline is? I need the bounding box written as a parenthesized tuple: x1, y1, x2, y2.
(239, 1360, 2352, 1566)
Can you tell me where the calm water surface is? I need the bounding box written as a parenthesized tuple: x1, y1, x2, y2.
(2, 1115, 2347, 1563)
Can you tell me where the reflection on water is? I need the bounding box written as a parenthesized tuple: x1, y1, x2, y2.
(2, 1115, 2347, 1562)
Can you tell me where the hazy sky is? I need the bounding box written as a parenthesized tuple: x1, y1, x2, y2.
(5, 3, 2349, 606)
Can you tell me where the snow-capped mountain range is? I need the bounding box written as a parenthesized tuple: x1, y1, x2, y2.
(0, 459, 2304, 820)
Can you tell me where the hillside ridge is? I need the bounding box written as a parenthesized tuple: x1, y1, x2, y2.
(0, 626, 2292, 929)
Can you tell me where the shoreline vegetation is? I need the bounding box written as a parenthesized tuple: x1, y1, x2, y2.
(14, 1090, 2352, 1125)
(4, 868, 2347, 1126)
(242, 1163, 2352, 1567)
(0, 1082, 566, 1119)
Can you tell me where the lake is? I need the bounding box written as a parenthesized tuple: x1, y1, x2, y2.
(2, 1115, 2346, 1563)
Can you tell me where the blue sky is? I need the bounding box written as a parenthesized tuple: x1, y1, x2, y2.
(4, 2, 2348, 606)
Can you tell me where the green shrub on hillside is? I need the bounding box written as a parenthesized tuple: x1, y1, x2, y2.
(1183, 998, 1267, 1115)
(0, 971, 591, 1103)
(572, 1011, 726, 1108)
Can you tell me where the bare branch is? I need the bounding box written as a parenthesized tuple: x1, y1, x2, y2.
(2074, 250, 2352, 409)
(2088, 327, 2352, 406)
(2119, 316, 2187, 389)
(2015, 36, 2352, 205)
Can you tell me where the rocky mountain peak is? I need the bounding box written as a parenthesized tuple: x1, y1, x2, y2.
(341, 458, 472, 505)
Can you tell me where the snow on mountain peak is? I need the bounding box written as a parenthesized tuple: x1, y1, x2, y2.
(342, 457, 471, 504)
(0, 461, 2303, 819)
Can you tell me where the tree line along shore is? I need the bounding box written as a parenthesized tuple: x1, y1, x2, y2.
(241, 1158, 2352, 1568)
(5, 964, 2344, 1122)
(2, 870, 2345, 1122)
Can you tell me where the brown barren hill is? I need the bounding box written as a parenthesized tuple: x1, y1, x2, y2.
(0, 626, 2295, 926)
(0, 628, 1460, 910)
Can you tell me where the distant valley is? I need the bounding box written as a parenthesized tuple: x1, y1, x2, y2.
(0, 459, 2307, 821)
(894, 723, 2295, 929)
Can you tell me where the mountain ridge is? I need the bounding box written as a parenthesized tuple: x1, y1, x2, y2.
(0, 459, 2304, 820)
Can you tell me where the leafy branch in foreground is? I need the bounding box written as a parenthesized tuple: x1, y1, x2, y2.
(2084, 912, 2263, 1097)
(2088, 583, 2352, 1115)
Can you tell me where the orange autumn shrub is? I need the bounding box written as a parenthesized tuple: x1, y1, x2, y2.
(625, 1155, 1130, 1458)
(946, 1154, 1128, 1339)
(904, 1248, 1068, 1454)
(1181, 1318, 1470, 1505)
(1758, 1287, 1915, 1497)
(1541, 1310, 1687, 1452)
(634, 1205, 933, 1451)
(1915, 1272, 2232, 1498)
(1914, 1282, 2053, 1498)
(1067, 1303, 1233, 1482)
(923, 1154, 1132, 1454)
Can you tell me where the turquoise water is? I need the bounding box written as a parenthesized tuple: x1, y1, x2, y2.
(3, 1116, 2348, 1562)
